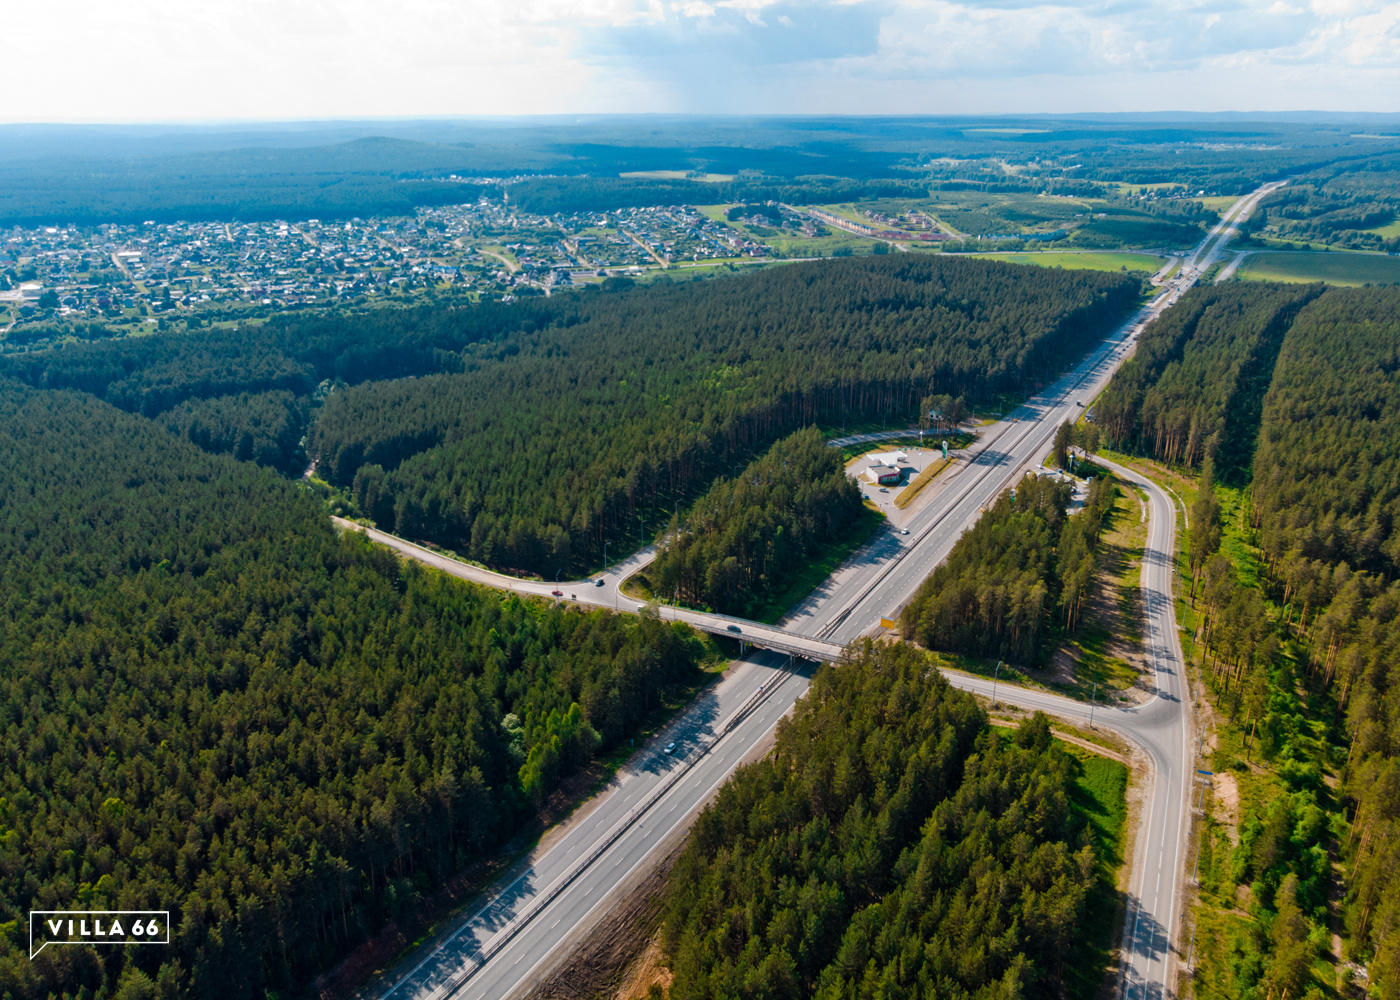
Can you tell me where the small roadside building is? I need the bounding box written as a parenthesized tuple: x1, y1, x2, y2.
(863, 464, 903, 486)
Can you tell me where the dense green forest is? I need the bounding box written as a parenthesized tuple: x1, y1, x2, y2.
(0, 295, 551, 417)
(0, 138, 506, 226)
(0, 256, 1138, 583)
(900, 472, 1117, 663)
(1096, 284, 1400, 997)
(4, 117, 1393, 226)
(1246, 292, 1400, 992)
(159, 390, 310, 476)
(661, 642, 1121, 1000)
(649, 428, 864, 616)
(310, 256, 1139, 575)
(506, 176, 929, 215)
(1093, 283, 1324, 479)
(0, 380, 710, 998)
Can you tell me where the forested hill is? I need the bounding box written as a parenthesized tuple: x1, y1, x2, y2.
(309, 256, 1140, 575)
(0, 379, 710, 998)
(661, 643, 1117, 1000)
(1093, 284, 1400, 996)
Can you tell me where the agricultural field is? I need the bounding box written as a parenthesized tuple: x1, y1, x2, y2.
(618, 170, 737, 182)
(965, 250, 1164, 272)
(1235, 250, 1400, 286)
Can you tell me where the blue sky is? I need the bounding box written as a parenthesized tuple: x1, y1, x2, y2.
(7, 0, 1398, 121)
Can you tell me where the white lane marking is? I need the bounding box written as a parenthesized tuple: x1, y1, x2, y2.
(384, 670, 787, 999)
(480, 691, 792, 1000)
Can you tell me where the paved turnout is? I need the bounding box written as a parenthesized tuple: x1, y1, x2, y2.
(362, 182, 1281, 1000)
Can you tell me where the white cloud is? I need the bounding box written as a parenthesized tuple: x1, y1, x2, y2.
(1, 0, 1395, 121)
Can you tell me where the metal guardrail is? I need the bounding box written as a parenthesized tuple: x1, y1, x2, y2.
(414, 658, 801, 1000)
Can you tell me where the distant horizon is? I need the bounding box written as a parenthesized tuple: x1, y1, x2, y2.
(5, 110, 1400, 129)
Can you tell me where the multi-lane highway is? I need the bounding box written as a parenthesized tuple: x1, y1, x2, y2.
(355, 181, 1281, 1000)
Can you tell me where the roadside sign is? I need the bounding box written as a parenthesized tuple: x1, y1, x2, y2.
(879, 617, 897, 629)
(1196, 769, 1213, 776)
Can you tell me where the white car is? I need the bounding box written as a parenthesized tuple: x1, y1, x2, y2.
(664, 742, 677, 755)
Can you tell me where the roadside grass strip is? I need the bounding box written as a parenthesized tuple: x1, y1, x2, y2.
(894, 455, 953, 509)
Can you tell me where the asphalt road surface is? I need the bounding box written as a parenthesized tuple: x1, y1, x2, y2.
(362, 182, 1279, 1000)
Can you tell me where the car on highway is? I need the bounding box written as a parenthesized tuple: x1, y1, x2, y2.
(551, 589, 563, 597)
(726, 624, 741, 633)
(664, 742, 676, 755)
(595, 578, 605, 587)
(900, 528, 910, 535)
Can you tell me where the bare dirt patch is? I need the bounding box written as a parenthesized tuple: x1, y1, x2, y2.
(523, 844, 682, 1000)
(1213, 771, 1241, 843)
(616, 938, 674, 1000)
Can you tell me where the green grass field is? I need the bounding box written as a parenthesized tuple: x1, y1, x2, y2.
(1064, 748, 1130, 1000)
(1198, 196, 1240, 213)
(965, 250, 1163, 273)
(619, 170, 736, 182)
(1367, 218, 1400, 238)
(1236, 250, 1400, 286)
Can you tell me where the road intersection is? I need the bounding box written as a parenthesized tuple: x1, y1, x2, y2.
(348, 181, 1281, 1000)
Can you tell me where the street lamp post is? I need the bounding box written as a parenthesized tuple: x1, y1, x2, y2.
(1089, 681, 1098, 729)
(991, 661, 1002, 709)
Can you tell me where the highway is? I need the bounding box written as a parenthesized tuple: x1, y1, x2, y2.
(357, 181, 1280, 1000)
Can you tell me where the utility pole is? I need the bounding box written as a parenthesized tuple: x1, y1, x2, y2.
(638, 515, 647, 550)
(1089, 681, 1098, 729)
(991, 661, 1002, 709)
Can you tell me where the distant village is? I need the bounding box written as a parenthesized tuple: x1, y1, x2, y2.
(0, 189, 1108, 347)
(0, 199, 784, 345)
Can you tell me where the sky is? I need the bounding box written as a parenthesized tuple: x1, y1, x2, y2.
(6, 0, 1399, 121)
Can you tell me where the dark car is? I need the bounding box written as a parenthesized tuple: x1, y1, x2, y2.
(595, 578, 605, 587)
(726, 624, 741, 633)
